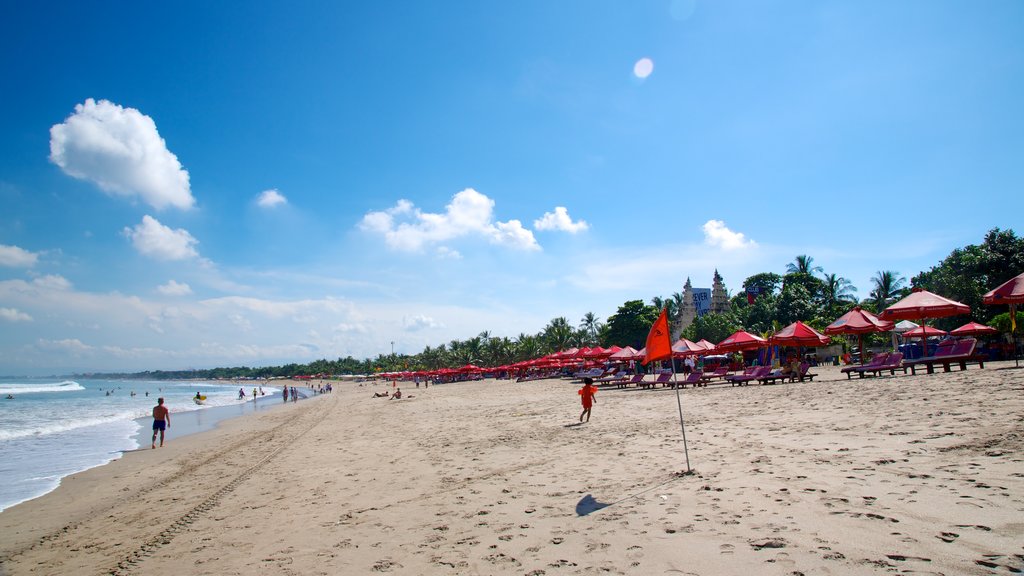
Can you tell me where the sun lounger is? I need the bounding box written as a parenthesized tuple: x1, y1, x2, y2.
(796, 361, 817, 382)
(851, 352, 905, 378)
(639, 372, 672, 389)
(669, 371, 704, 389)
(698, 366, 729, 384)
(609, 373, 645, 388)
(842, 353, 888, 379)
(904, 339, 985, 375)
(726, 366, 770, 386)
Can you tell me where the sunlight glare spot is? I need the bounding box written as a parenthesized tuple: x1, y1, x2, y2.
(633, 58, 654, 79)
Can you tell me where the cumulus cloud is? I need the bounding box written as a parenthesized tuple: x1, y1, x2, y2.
(49, 99, 194, 210)
(702, 220, 756, 250)
(0, 307, 32, 322)
(0, 244, 39, 267)
(404, 314, 444, 331)
(436, 246, 462, 260)
(123, 215, 199, 261)
(157, 280, 193, 296)
(334, 322, 369, 334)
(534, 207, 589, 233)
(360, 188, 540, 252)
(257, 189, 287, 208)
(33, 274, 72, 291)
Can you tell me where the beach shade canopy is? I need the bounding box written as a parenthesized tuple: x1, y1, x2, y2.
(769, 321, 830, 347)
(983, 272, 1024, 367)
(950, 322, 999, 337)
(608, 345, 640, 361)
(983, 271, 1024, 306)
(671, 338, 705, 357)
(825, 306, 895, 365)
(880, 288, 969, 361)
(825, 306, 895, 335)
(696, 339, 716, 352)
(894, 320, 919, 333)
(715, 330, 768, 353)
(879, 287, 970, 321)
(901, 325, 948, 338)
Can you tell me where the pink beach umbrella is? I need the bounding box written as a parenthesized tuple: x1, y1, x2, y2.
(949, 322, 999, 337)
(825, 306, 895, 365)
(880, 288, 970, 359)
(984, 271, 1024, 366)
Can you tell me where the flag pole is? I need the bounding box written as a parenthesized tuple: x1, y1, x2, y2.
(671, 355, 692, 473)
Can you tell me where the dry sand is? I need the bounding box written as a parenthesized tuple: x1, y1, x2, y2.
(1, 364, 1022, 575)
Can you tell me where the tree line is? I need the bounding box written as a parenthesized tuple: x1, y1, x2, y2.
(86, 228, 1022, 380)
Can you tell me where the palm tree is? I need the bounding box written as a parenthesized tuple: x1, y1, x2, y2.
(787, 254, 823, 276)
(822, 273, 857, 307)
(870, 270, 906, 311)
(542, 317, 574, 353)
(579, 312, 601, 345)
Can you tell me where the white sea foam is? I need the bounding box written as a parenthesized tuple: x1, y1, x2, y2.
(0, 380, 85, 394)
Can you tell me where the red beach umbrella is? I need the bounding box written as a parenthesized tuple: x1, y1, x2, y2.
(983, 271, 1024, 366)
(901, 325, 947, 338)
(880, 288, 970, 360)
(949, 321, 999, 337)
(769, 321, 830, 347)
(825, 306, 895, 365)
(671, 338, 705, 357)
(608, 346, 640, 362)
(879, 288, 970, 321)
(715, 330, 768, 353)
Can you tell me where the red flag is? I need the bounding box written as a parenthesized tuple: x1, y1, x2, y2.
(643, 308, 672, 365)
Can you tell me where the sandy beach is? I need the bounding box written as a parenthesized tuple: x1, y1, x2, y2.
(1, 365, 1022, 575)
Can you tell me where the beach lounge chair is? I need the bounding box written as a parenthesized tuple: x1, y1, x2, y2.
(639, 372, 672, 389)
(842, 353, 888, 379)
(904, 339, 985, 375)
(726, 366, 770, 386)
(852, 352, 905, 378)
(612, 373, 645, 388)
(670, 371, 704, 389)
(699, 366, 729, 384)
(796, 361, 817, 382)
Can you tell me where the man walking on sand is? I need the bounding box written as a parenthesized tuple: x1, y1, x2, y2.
(152, 397, 170, 449)
(578, 377, 597, 423)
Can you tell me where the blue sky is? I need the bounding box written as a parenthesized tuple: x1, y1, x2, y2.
(1, 1, 1021, 375)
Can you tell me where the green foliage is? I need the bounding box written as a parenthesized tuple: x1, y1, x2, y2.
(742, 272, 783, 296)
(681, 312, 739, 344)
(604, 300, 661, 349)
(913, 228, 1024, 329)
(988, 310, 1023, 334)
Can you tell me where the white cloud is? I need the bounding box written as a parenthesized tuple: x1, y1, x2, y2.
(123, 215, 199, 261)
(157, 280, 193, 296)
(32, 275, 72, 291)
(0, 244, 39, 267)
(360, 188, 540, 252)
(534, 207, 589, 233)
(49, 98, 194, 210)
(404, 314, 444, 331)
(36, 338, 92, 353)
(334, 323, 369, 334)
(257, 189, 287, 208)
(0, 307, 32, 322)
(702, 220, 756, 250)
(436, 246, 462, 260)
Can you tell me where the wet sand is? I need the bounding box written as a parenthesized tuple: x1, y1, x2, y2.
(1, 364, 1022, 575)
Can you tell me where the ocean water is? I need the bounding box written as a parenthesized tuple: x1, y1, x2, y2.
(0, 378, 282, 512)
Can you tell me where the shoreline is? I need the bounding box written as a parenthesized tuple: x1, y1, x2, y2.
(2, 366, 1022, 575)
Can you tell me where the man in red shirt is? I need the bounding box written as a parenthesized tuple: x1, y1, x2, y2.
(578, 377, 597, 423)
(152, 397, 170, 449)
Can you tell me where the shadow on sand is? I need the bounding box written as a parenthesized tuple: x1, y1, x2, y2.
(575, 494, 611, 516)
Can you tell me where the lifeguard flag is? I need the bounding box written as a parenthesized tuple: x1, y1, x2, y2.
(643, 308, 672, 365)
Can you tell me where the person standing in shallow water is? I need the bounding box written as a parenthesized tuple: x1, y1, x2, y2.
(578, 377, 597, 423)
(152, 398, 170, 448)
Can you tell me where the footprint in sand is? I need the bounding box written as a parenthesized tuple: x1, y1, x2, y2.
(720, 543, 734, 555)
(936, 532, 959, 543)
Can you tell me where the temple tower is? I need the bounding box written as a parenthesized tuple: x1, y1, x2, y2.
(674, 277, 696, 338)
(711, 269, 730, 314)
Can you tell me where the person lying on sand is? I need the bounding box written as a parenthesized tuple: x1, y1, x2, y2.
(372, 392, 390, 398)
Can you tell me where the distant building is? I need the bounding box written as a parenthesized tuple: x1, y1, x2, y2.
(674, 270, 730, 338)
